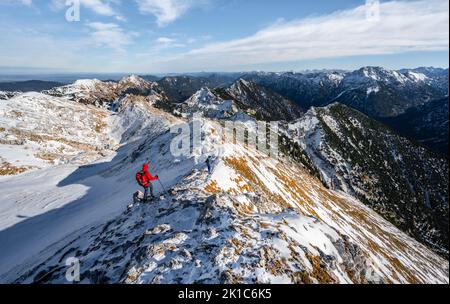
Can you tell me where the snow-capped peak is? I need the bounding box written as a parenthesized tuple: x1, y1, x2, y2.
(349, 66, 411, 86)
(406, 71, 428, 82)
(360, 66, 383, 80)
(72, 79, 104, 90)
(187, 87, 221, 106)
(178, 87, 238, 119)
(42, 75, 168, 109)
(235, 78, 251, 87)
(119, 75, 149, 87)
(325, 72, 344, 83)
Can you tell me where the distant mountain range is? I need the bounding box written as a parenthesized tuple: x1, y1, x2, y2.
(242, 67, 448, 117)
(1, 66, 448, 155)
(0, 80, 63, 92)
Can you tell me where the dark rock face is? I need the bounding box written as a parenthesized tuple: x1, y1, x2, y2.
(157, 75, 236, 104)
(216, 79, 304, 121)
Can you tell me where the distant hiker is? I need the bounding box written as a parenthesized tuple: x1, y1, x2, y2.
(206, 156, 212, 174)
(136, 163, 159, 202)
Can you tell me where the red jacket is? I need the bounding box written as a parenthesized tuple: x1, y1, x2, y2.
(141, 163, 158, 187)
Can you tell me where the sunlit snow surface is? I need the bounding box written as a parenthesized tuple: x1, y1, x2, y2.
(0, 81, 448, 284)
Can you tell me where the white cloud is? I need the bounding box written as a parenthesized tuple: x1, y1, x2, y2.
(156, 37, 176, 45)
(20, 0, 32, 6)
(87, 22, 134, 51)
(81, 0, 117, 16)
(177, 0, 449, 69)
(135, 0, 200, 27)
(155, 36, 185, 48)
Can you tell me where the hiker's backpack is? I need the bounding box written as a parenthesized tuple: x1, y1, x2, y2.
(136, 171, 149, 187)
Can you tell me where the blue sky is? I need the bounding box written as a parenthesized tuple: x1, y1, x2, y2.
(0, 0, 448, 74)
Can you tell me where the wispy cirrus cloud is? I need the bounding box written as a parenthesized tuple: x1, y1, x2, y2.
(135, 0, 205, 27)
(176, 0, 448, 70)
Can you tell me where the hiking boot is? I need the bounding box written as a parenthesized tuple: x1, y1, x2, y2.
(143, 196, 155, 204)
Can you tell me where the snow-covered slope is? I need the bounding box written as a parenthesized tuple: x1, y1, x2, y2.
(178, 80, 303, 122)
(175, 88, 239, 119)
(3, 119, 448, 284)
(217, 79, 304, 121)
(44, 75, 170, 110)
(0, 91, 20, 100)
(0, 77, 448, 284)
(0, 93, 188, 280)
(178, 87, 238, 119)
(0, 92, 116, 176)
(288, 103, 449, 257)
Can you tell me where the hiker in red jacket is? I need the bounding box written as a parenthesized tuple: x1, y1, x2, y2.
(136, 163, 158, 202)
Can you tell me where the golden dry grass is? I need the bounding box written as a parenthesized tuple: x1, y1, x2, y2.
(205, 180, 221, 194)
(9, 128, 98, 151)
(217, 149, 444, 283)
(0, 161, 33, 176)
(35, 152, 58, 164)
(305, 253, 336, 284)
(223, 156, 292, 211)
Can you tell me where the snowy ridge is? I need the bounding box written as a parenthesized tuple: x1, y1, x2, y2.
(119, 75, 150, 87)
(1, 114, 448, 284)
(44, 75, 168, 109)
(0, 94, 185, 279)
(224, 79, 304, 121)
(0, 91, 21, 100)
(406, 72, 428, 83)
(179, 87, 238, 119)
(0, 92, 116, 176)
(47, 79, 111, 100)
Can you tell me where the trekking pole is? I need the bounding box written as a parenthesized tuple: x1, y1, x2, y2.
(158, 179, 167, 194)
